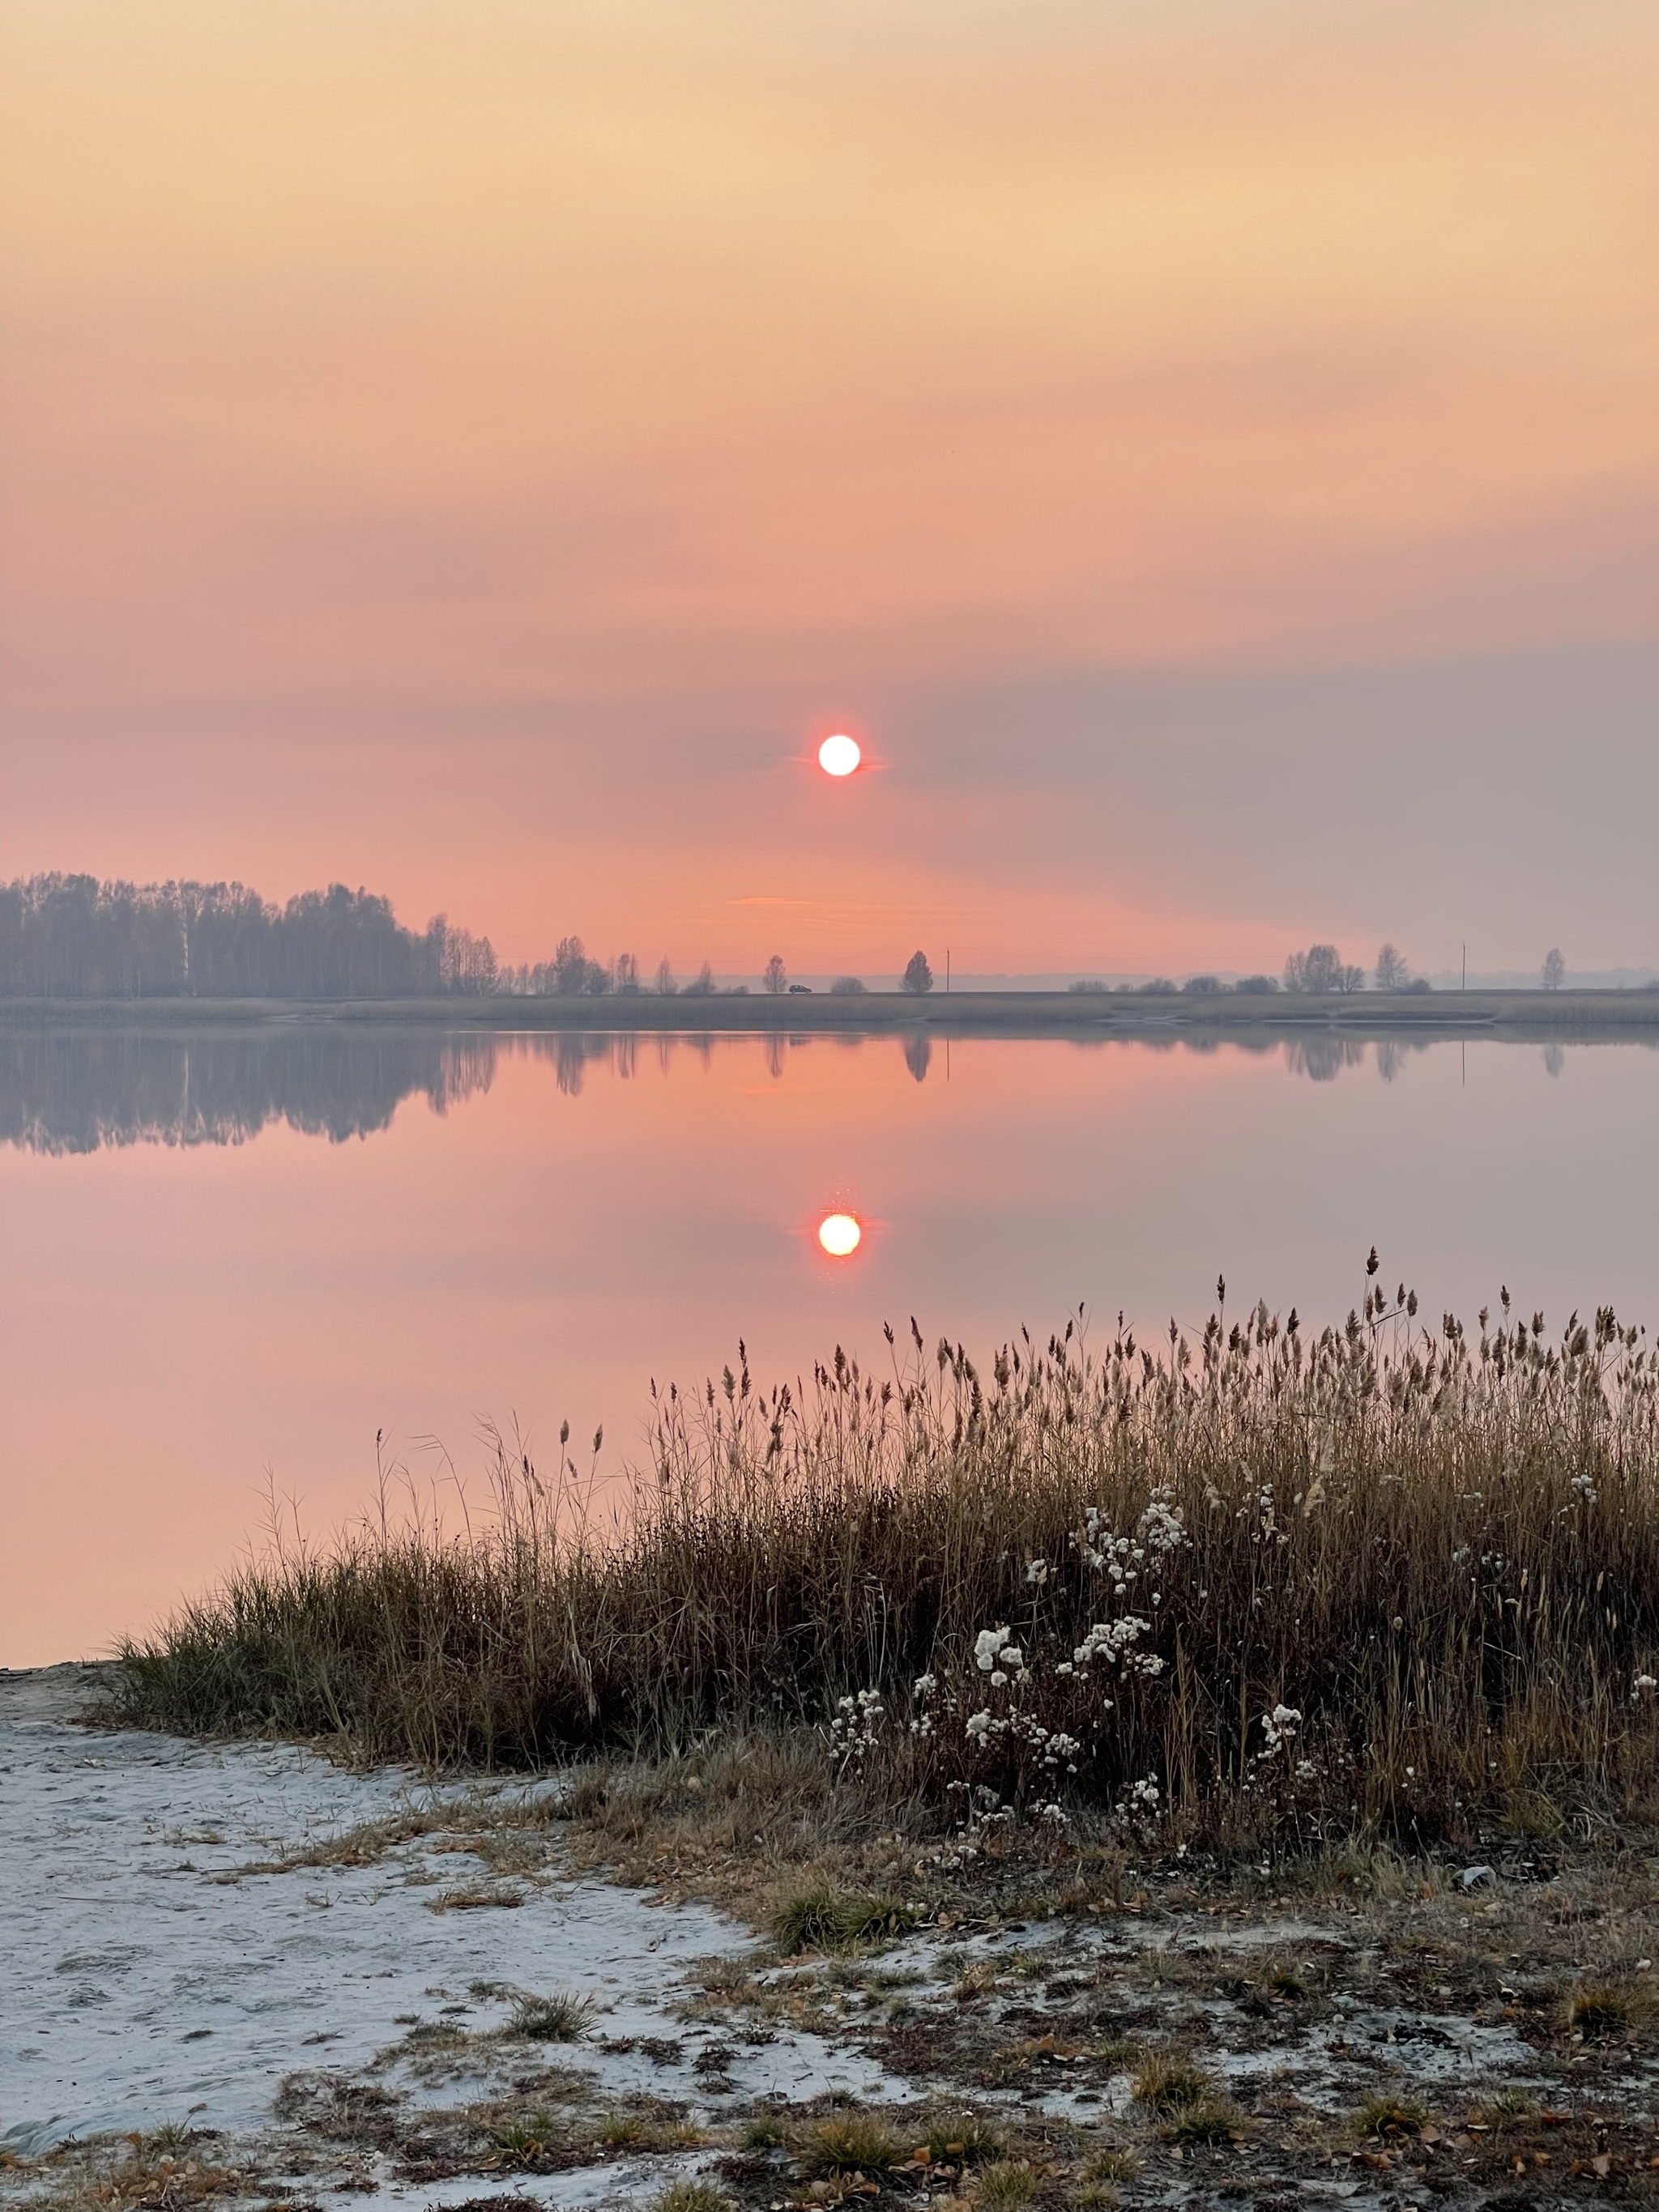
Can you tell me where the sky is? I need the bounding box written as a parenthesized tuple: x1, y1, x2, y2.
(2, 0, 1657, 978)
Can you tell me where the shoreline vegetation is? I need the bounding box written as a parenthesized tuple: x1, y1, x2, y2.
(6, 874, 1654, 1025)
(6, 987, 1659, 1038)
(113, 1281, 1659, 1871)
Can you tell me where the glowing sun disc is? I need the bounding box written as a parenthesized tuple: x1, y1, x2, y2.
(817, 733, 861, 777)
(817, 1212, 862, 1257)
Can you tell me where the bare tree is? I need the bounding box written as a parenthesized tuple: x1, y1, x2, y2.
(1542, 947, 1565, 991)
(614, 952, 640, 994)
(680, 961, 717, 997)
(1284, 944, 1363, 994)
(902, 948, 934, 995)
(655, 956, 676, 995)
(1375, 943, 1410, 991)
(762, 953, 787, 994)
(552, 936, 591, 994)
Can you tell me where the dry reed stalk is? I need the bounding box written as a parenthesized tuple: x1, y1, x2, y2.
(114, 1291, 1659, 1848)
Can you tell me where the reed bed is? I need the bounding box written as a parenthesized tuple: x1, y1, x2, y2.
(116, 1279, 1659, 1846)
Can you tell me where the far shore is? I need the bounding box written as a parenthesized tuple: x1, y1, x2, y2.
(2, 985, 1657, 1041)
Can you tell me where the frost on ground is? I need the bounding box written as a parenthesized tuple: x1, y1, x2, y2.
(1, 1667, 906, 2206)
(6, 1665, 1659, 2212)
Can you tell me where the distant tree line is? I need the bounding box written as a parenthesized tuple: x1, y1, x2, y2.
(1282, 941, 1432, 994)
(1068, 943, 1435, 996)
(0, 876, 740, 1003)
(10, 880, 1503, 1005)
(0, 875, 504, 1000)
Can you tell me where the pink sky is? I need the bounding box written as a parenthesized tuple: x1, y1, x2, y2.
(2, 0, 1657, 974)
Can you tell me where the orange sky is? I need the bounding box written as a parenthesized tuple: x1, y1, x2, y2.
(2, 0, 1657, 974)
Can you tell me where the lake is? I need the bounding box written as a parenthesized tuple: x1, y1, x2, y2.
(3, 1018, 1656, 1665)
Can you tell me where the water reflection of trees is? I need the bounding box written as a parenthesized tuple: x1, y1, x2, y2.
(1375, 1037, 1430, 1083)
(1281, 1034, 1432, 1083)
(1282, 1034, 1370, 1083)
(6, 1023, 1491, 1145)
(1, 1025, 497, 1153)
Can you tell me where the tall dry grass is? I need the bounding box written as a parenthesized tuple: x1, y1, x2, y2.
(115, 1281, 1659, 1844)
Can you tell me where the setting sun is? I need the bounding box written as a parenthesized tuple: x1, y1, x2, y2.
(817, 735, 860, 778)
(817, 1211, 862, 1257)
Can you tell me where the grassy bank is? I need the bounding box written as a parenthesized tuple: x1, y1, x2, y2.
(114, 1281, 1659, 1853)
(10, 986, 1659, 1035)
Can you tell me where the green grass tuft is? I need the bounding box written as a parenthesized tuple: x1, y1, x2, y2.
(1354, 2095, 1424, 2138)
(1167, 2099, 1240, 2145)
(808, 2114, 902, 2173)
(773, 1886, 915, 1954)
(1572, 1982, 1634, 2038)
(508, 1990, 595, 2041)
(652, 2184, 731, 2212)
(919, 2112, 1007, 2165)
(1130, 2054, 1209, 2113)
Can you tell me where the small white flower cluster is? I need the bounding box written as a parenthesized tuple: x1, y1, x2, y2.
(1632, 1674, 1657, 1703)
(1568, 1472, 1598, 1507)
(949, 1507, 1191, 1831)
(1077, 1489, 1186, 1581)
(1243, 1482, 1287, 1546)
(1077, 1508, 1137, 1583)
(1073, 1614, 1163, 1679)
(975, 1625, 1026, 1688)
(1112, 1772, 1162, 1829)
(910, 1673, 937, 1737)
(828, 1686, 884, 1771)
(1043, 1730, 1082, 1775)
(1260, 1703, 1303, 1757)
(938, 1780, 1015, 1862)
(964, 1699, 1076, 1771)
(1138, 1486, 1188, 1558)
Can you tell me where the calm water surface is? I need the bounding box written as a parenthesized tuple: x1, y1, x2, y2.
(3, 1022, 1656, 1664)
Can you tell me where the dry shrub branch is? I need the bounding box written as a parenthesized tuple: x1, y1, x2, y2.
(114, 1282, 1659, 1847)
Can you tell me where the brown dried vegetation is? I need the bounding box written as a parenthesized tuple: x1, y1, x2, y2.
(112, 1290, 1659, 1856)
